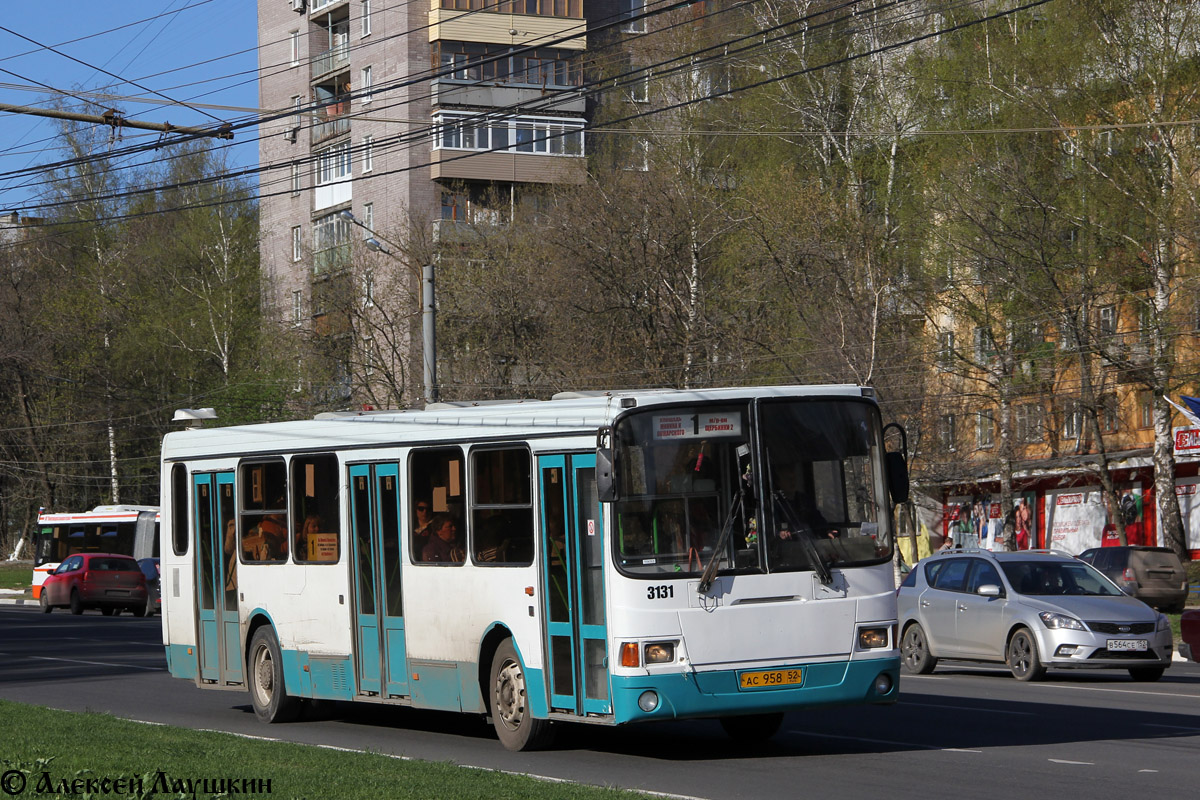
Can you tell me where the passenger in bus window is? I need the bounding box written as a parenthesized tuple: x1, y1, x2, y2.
(413, 501, 435, 541)
(421, 513, 464, 563)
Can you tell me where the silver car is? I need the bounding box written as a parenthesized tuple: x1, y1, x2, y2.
(897, 550, 1172, 682)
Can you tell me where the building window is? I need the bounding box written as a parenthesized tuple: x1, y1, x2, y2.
(439, 0, 581, 18)
(433, 113, 584, 156)
(287, 95, 302, 142)
(316, 141, 352, 185)
(362, 272, 374, 308)
(361, 0, 372, 36)
(1015, 403, 1043, 444)
(940, 414, 956, 452)
(976, 410, 994, 449)
(1099, 304, 1117, 340)
(620, 0, 646, 32)
(441, 191, 468, 222)
(361, 65, 373, 104)
(1101, 394, 1119, 433)
(937, 331, 955, 371)
(1062, 401, 1083, 439)
(292, 225, 302, 262)
(291, 162, 301, 195)
(292, 290, 303, 326)
(313, 212, 351, 275)
(973, 326, 995, 363)
(432, 41, 583, 87)
(362, 202, 374, 237)
(630, 69, 649, 103)
(362, 135, 374, 171)
(1139, 391, 1154, 429)
(290, 30, 300, 66)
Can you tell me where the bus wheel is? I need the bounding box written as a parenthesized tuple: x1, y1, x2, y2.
(720, 712, 785, 742)
(248, 627, 300, 724)
(40, 591, 52, 614)
(69, 590, 83, 615)
(489, 640, 553, 751)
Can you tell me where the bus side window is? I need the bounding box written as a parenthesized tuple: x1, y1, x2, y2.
(293, 454, 340, 563)
(240, 460, 288, 563)
(409, 447, 464, 564)
(171, 464, 189, 555)
(471, 447, 533, 566)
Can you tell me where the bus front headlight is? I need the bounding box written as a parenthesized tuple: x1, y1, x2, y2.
(644, 642, 676, 664)
(857, 627, 889, 650)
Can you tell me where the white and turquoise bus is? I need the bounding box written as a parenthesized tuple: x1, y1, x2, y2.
(159, 385, 908, 749)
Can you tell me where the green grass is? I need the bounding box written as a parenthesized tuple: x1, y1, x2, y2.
(0, 561, 31, 592)
(0, 699, 652, 800)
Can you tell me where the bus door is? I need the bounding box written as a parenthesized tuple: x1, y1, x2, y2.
(194, 472, 243, 684)
(348, 464, 408, 697)
(538, 454, 610, 716)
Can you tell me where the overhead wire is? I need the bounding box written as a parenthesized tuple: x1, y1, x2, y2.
(3, 0, 969, 220)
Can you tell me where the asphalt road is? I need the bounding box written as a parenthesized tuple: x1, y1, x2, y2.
(1, 604, 1198, 800)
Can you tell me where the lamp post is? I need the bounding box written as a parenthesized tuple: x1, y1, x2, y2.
(340, 210, 438, 405)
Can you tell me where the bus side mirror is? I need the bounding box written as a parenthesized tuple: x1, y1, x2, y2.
(597, 427, 616, 502)
(885, 451, 909, 506)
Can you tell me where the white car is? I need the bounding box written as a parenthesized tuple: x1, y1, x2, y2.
(897, 550, 1172, 681)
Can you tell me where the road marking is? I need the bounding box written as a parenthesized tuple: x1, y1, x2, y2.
(1028, 683, 1200, 701)
(28, 655, 164, 671)
(902, 700, 1037, 716)
(786, 729, 981, 753)
(1048, 759, 1094, 765)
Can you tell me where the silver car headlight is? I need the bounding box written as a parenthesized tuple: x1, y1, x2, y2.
(1156, 613, 1170, 633)
(1038, 611, 1086, 631)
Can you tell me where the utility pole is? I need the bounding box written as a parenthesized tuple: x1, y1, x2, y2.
(0, 103, 233, 140)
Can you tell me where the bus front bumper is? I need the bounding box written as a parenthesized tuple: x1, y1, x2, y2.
(610, 657, 899, 724)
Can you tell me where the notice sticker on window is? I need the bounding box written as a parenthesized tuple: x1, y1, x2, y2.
(652, 412, 742, 440)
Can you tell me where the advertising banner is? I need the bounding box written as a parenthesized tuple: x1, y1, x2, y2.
(1044, 487, 1105, 555)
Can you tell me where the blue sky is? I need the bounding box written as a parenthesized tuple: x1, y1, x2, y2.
(0, 0, 259, 216)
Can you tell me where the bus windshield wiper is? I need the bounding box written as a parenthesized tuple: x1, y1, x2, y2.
(697, 493, 743, 594)
(772, 489, 833, 586)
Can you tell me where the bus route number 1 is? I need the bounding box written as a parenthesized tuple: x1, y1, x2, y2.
(647, 584, 674, 600)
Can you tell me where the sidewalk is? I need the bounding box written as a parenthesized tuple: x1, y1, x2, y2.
(0, 588, 31, 606)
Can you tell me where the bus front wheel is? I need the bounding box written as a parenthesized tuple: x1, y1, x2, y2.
(489, 640, 553, 751)
(248, 627, 300, 724)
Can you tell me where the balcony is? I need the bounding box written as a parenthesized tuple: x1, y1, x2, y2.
(313, 243, 351, 277)
(311, 98, 351, 145)
(311, 42, 350, 81)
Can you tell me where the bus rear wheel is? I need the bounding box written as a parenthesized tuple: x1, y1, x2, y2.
(248, 627, 300, 724)
(489, 639, 553, 751)
(719, 712, 784, 742)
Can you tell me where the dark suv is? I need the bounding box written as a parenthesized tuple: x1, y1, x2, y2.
(1077, 546, 1188, 613)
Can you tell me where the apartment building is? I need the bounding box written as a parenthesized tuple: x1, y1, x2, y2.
(257, 0, 591, 403)
(919, 295, 1200, 559)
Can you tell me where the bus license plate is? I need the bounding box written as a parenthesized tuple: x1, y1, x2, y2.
(739, 668, 803, 689)
(1107, 639, 1148, 652)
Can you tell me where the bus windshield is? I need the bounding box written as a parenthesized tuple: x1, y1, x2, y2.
(611, 398, 892, 578)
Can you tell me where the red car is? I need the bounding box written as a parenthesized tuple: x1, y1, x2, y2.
(39, 553, 149, 617)
(1182, 609, 1200, 662)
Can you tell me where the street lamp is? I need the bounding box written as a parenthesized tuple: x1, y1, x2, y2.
(340, 210, 438, 405)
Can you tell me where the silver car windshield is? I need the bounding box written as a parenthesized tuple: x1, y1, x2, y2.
(1000, 560, 1123, 597)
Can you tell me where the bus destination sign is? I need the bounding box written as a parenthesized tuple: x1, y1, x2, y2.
(653, 412, 743, 440)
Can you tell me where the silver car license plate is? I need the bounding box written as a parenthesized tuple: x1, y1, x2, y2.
(1107, 639, 1148, 652)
